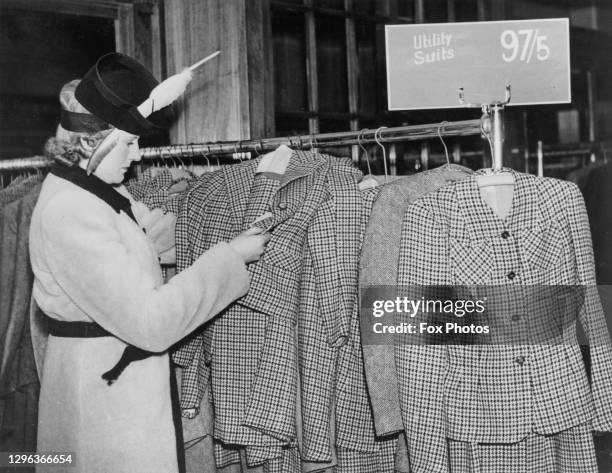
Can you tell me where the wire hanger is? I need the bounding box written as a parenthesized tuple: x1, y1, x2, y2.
(204, 150, 211, 171)
(358, 129, 373, 176)
(177, 153, 186, 169)
(437, 121, 450, 166)
(357, 129, 379, 190)
(374, 126, 388, 183)
(309, 133, 316, 152)
(255, 139, 264, 157)
(309, 132, 320, 160)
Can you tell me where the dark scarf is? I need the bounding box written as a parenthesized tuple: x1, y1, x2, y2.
(50, 165, 137, 222)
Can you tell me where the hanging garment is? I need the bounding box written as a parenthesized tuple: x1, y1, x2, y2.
(566, 162, 606, 192)
(126, 167, 175, 201)
(583, 162, 612, 284)
(332, 185, 400, 473)
(126, 166, 196, 211)
(0, 185, 41, 394)
(337, 165, 473, 473)
(0, 200, 21, 383)
(172, 150, 366, 471)
(28, 165, 249, 473)
(358, 164, 473, 438)
(395, 168, 612, 473)
(0, 312, 39, 458)
(0, 185, 42, 457)
(0, 175, 43, 209)
(446, 423, 598, 473)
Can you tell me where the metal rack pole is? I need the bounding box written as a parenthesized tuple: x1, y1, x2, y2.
(0, 156, 51, 172)
(537, 140, 544, 177)
(489, 103, 505, 171)
(139, 119, 483, 160)
(459, 85, 510, 172)
(0, 119, 483, 172)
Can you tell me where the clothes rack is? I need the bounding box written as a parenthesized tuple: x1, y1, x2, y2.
(0, 156, 49, 172)
(0, 119, 483, 172)
(139, 119, 483, 160)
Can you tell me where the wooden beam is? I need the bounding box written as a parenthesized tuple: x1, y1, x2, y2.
(163, 0, 269, 143)
(345, 0, 358, 121)
(1, 0, 122, 18)
(132, 4, 154, 70)
(150, 0, 163, 79)
(304, 0, 319, 134)
(477, 0, 487, 21)
(345, 0, 359, 161)
(586, 69, 597, 142)
(415, 0, 425, 23)
(447, 0, 456, 21)
(115, 3, 136, 56)
(246, 0, 275, 138)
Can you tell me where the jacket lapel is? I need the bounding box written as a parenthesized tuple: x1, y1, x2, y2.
(223, 159, 257, 234)
(263, 150, 330, 231)
(453, 168, 543, 243)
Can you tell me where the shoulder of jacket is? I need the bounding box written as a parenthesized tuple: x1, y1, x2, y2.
(174, 173, 219, 218)
(325, 159, 362, 191)
(532, 176, 584, 217)
(40, 182, 113, 225)
(184, 171, 224, 202)
(405, 198, 446, 226)
(410, 182, 457, 219)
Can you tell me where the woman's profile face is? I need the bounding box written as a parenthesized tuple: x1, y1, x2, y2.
(93, 134, 141, 185)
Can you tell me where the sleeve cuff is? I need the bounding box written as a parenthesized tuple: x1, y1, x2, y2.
(201, 241, 250, 298)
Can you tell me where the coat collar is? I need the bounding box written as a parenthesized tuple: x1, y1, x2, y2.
(50, 165, 137, 223)
(453, 168, 544, 241)
(223, 159, 257, 233)
(223, 150, 330, 233)
(278, 149, 328, 188)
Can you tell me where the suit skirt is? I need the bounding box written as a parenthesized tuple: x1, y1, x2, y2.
(447, 423, 598, 473)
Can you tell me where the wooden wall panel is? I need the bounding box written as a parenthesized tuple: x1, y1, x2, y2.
(164, 0, 273, 143)
(115, 3, 136, 57)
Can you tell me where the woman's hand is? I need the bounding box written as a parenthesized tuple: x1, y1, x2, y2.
(229, 227, 271, 263)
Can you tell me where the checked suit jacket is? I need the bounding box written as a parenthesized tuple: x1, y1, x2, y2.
(395, 168, 612, 473)
(172, 150, 365, 469)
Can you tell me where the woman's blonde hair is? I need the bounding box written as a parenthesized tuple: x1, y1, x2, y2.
(44, 80, 113, 166)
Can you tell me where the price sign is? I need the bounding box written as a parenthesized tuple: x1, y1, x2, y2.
(385, 18, 570, 110)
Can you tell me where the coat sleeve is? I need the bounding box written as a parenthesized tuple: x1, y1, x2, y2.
(565, 183, 612, 431)
(39, 189, 250, 353)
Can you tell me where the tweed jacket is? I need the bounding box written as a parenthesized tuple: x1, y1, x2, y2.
(0, 186, 41, 396)
(358, 165, 473, 439)
(172, 150, 365, 469)
(395, 169, 612, 472)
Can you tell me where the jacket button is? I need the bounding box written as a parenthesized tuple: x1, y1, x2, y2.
(515, 356, 526, 366)
(278, 202, 288, 210)
(512, 314, 520, 321)
(507, 271, 516, 280)
(501, 231, 510, 239)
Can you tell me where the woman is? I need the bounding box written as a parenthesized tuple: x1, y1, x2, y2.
(29, 54, 269, 473)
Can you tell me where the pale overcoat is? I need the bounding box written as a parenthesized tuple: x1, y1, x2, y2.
(28, 169, 249, 473)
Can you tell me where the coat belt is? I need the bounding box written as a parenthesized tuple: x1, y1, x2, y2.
(41, 312, 186, 472)
(42, 313, 155, 385)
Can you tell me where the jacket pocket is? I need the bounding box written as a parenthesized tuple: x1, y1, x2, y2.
(443, 346, 483, 441)
(238, 259, 301, 322)
(521, 221, 571, 275)
(450, 238, 492, 285)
